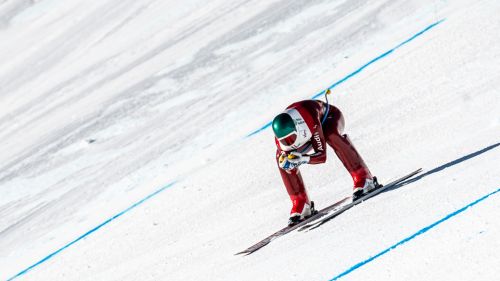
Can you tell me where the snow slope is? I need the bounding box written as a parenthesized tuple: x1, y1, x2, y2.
(0, 0, 499, 280)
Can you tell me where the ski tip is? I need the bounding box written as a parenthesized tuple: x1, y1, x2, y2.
(408, 168, 423, 178)
(235, 250, 255, 256)
(235, 245, 262, 256)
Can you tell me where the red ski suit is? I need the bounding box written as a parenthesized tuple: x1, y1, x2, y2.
(275, 100, 373, 215)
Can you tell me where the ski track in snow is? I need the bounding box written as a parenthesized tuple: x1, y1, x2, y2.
(329, 187, 500, 281)
(1, 0, 499, 280)
(7, 20, 445, 281)
(247, 19, 445, 137)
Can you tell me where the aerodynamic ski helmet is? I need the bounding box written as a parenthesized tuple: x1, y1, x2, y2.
(272, 113, 297, 146)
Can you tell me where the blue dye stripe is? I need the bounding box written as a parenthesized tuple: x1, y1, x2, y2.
(246, 19, 445, 138)
(8, 181, 177, 281)
(329, 187, 500, 281)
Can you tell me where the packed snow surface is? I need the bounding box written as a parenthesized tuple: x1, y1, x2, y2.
(0, 0, 499, 280)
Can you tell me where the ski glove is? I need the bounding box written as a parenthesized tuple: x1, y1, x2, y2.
(279, 151, 310, 171)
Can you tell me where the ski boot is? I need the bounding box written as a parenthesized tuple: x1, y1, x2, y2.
(288, 201, 317, 226)
(352, 177, 381, 201)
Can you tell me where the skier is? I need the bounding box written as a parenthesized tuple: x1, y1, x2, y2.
(272, 97, 378, 226)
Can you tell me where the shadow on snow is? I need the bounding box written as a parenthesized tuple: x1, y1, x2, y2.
(384, 141, 500, 192)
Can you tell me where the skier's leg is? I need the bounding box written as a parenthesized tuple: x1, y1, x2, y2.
(278, 167, 310, 214)
(323, 106, 373, 188)
(276, 161, 313, 225)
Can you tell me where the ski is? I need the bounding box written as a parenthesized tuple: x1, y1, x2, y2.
(235, 196, 351, 256)
(300, 168, 423, 231)
(235, 168, 422, 256)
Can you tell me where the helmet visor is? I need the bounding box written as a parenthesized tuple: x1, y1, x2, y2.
(278, 132, 297, 146)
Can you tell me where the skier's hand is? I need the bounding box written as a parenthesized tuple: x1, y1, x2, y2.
(287, 152, 310, 166)
(278, 152, 294, 170)
(278, 152, 310, 171)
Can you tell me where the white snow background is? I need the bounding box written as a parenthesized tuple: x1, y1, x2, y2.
(0, 0, 499, 280)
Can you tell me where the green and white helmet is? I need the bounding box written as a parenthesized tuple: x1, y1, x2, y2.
(272, 109, 312, 150)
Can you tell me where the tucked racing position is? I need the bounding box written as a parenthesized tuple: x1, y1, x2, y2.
(272, 97, 379, 226)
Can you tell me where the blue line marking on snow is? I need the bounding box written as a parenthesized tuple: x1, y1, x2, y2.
(329, 187, 500, 281)
(246, 19, 445, 138)
(7, 18, 446, 281)
(8, 181, 177, 281)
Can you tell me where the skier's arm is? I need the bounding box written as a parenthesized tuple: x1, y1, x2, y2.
(275, 138, 287, 167)
(306, 125, 327, 164)
(275, 147, 283, 163)
(275, 139, 304, 171)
